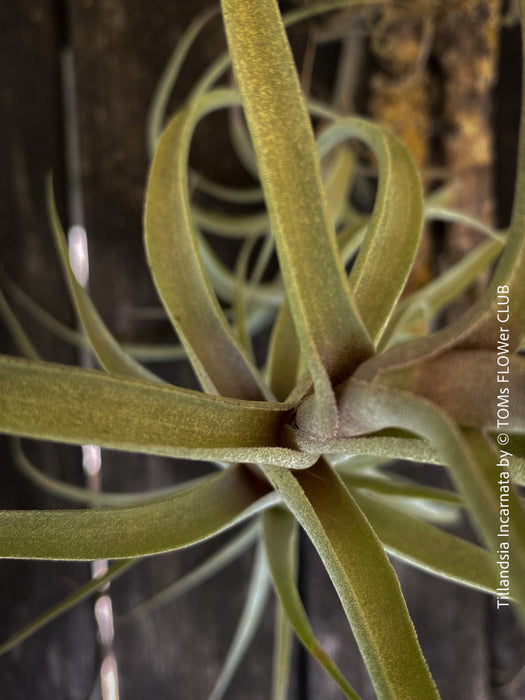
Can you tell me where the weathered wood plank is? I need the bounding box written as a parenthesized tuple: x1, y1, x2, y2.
(0, 2, 98, 698)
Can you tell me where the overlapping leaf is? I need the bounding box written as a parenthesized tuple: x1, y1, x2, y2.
(221, 0, 373, 436)
(351, 491, 498, 594)
(0, 462, 272, 560)
(145, 88, 268, 400)
(316, 114, 424, 345)
(263, 507, 361, 699)
(0, 355, 313, 468)
(265, 459, 439, 699)
(47, 177, 160, 383)
(325, 378, 525, 618)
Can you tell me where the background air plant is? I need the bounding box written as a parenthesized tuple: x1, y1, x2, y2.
(1, 0, 525, 698)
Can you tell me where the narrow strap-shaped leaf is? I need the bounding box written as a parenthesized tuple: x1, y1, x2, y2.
(0, 287, 40, 360)
(11, 438, 206, 507)
(221, 0, 373, 434)
(233, 238, 257, 360)
(208, 541, 271, 700)
(0, 270, 85, 347)
(266, 302, 301, 403)
(122, 522, 259, 619)
(198, 232, 282, 307)
(330, 378, 525, 618)
(352, 491, 498, 595)
(144, 89, 267, 400)
(271, 597, 294, 700)
(0, 463, 271, 560)
(191, 172, 264, 204)
(339, 472, 462, 507)
(382, 236, 503, 350)
(324, 144, 356, 227)
(263, 507, 361, 699)
(193, 205, 268, 238)
(265, 459, 440, 699)
(316, 116, 424, 344)
(334, 449, 462, 526)
(46, 177, 159, 383)
(146, 4, 220, 157)
(1, 271, 189, 361)
(424, 207, 504, 241)
(0, 355, 314, 468)
(342, 474, 460, 526)
(193, 1, 388, 99)
(0, 559, 136, 655)
(249, 232, 275, 286)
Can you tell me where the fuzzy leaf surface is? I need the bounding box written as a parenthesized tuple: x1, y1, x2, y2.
(265, 459, 439, 699)
(145, 89, 266, 400)
(263, 507, 361, 699)
(0, 463, 270, 560)
(221, 0, 373, 435)
(0, 355, 313, 467)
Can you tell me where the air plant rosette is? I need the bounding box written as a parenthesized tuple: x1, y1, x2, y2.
(1, 1, 525, 698)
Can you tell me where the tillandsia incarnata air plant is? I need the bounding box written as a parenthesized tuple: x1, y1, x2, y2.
(1, 0, 525, 697)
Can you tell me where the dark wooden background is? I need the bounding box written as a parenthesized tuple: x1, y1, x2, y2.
(1, 1, 525, 698)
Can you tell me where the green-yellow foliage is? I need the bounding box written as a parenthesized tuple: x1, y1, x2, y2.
(1, 1, 525, 697)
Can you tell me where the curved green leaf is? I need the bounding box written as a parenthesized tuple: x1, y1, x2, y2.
(11, 438, 206, 507)
(324, 144, 356, 228)
(122, 522, 259, 619)
(330, 378, 525, 618)
(265, 459, 439, 699)
(0, 559, 136, 655)
(352, 491, 498, 595)
(198, 232, 282, 307)
(382, 236, 503, 350)
(233, 238, 258, 360)
(209, 541, 271, 700)
(146, 5, 220, 157)
(1, 271, 189, 361)
(266, 302, 301, 403)
(0, 463, 271, 560)
(333, 448, 463, 526)
(0, 287, 39, 360)
(338, 472, 461, 507)
(47, 177, 159, 383)
(316, 114, 424, 344)
(221, 0, 373, 434)
(193, 205, 268, 238)
(191, 172, 264, 204)
(0, 355, 314, 468)
(263, 507, 361, 699)
(271, 597, 294, 700)
(339, 470, 462, 525)
(144, 88, 267, 400)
